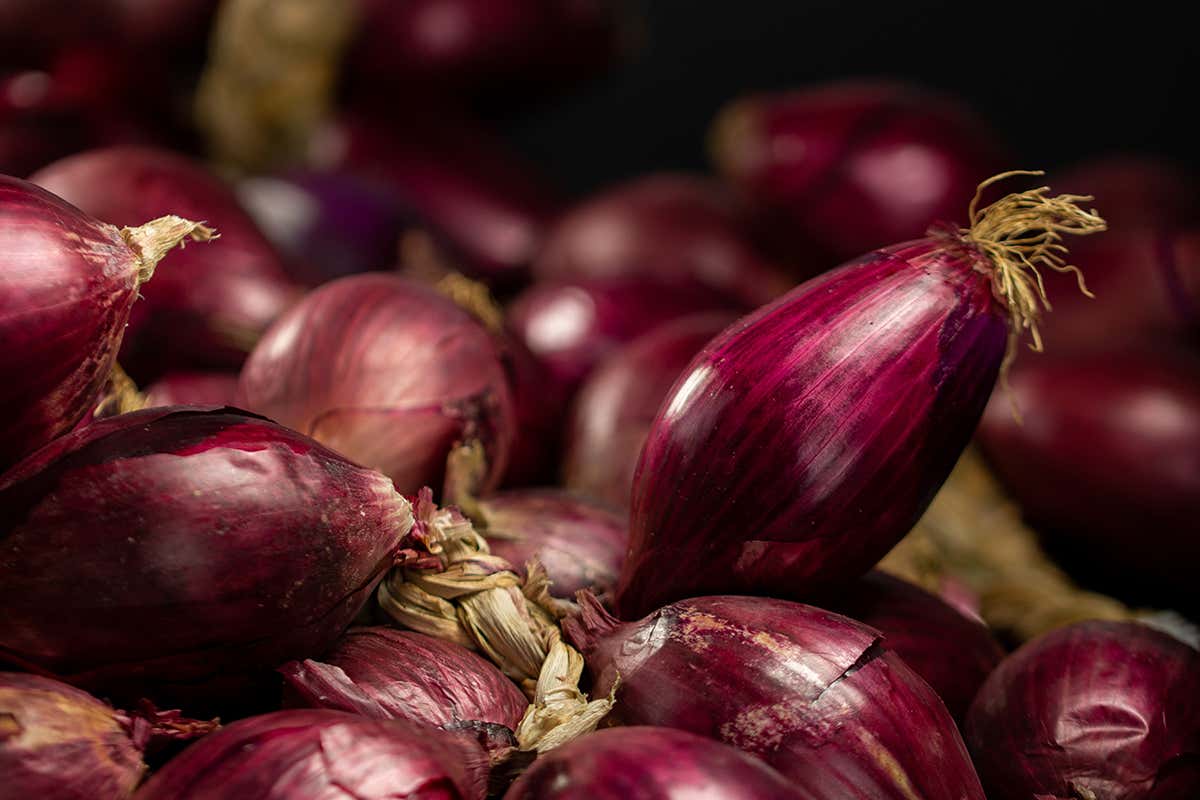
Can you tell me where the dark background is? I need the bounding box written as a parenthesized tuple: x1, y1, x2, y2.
(498, 1, 1195, 195)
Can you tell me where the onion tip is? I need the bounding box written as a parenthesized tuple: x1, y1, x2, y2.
(120, 215, 219, 284)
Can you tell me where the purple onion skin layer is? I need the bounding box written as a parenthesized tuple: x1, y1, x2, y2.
(0, 176, 142, 469)
(135, 709, 488, 800)
(615, 237, 1009, 618)
(0, 407, 410, 712)
(503, 726, 806, 800)
(966, 621, 1200, 800)
(479, 489, 628, 598)
(31, 146, 297, 382)
(279, 627, 527, 734)
(141, 371, 240, 408)
(565, 594, 986, 800)
(818, 571, 1005, 724)
(564, 313, 737, 510)
(238, 273, 515, 495)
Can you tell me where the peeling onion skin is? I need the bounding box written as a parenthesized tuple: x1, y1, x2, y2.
(238, 274, 515, 495)
(565, 595, 985, 800)
(502, 726, 806, 799)
(135, 710, 489, 800)
(479, 490, 628, 598)
(142, 371, 239, 407)
(0, 407, 411, 713)
(278, 627, 528, 737)
(616, 239, 1008, 617)
(965, 621, 1200, 800)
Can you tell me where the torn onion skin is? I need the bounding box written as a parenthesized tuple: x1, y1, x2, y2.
(142, 371, 239, 408)
(0, 407, 411, 713)
(135, 709, 489, 800)
(503, 726, 806, 799)
(965, 620, 1200, 800)
(566, 595, 984, 799)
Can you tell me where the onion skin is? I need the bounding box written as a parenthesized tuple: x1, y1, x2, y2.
(503, 726, 805, 799)
(279, 627, 528, 737)
(819, 571, 1004, 724)
(0, 407, 411, 712)
(565, 594, 986, 799)
(478, 490, 627, 598)
(533, 174, 792, 307)
(564, 313, 736, 510)
(965, 620, 1200, 800)
(500, 335, 565, 487)
(142, 372, 239, 408)
(711, 81, 1006, 260)
(615, 237, 1008, 618)
(238, 274, 515, 495)
(31, 146, 297, 381)
(135, 709, 489, 800)
(977, 349, 1200, 607)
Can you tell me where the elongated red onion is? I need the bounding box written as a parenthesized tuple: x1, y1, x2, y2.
(142, 371, 239, 408)
(533, 174, 792, 307)
(0, 672, 216, 800)
(977, 348, 1200, 608)
(966, 620, 1200, 800)
(31, 146, 298, 381)
(238, 274, 515, 494)
(614, 175, 1103, 617)
(565, 594, 985, 799)
(279, 627, 527, 739)
(474, 490, 627, 598)
(564, 313, 737, 509)
(711, 81, 1007, 261)
(0, 176, 212, 469)
(503, 726, 804, 799)
(135, 710, 488, 800)
(820, 571, 1004, 724)
(0, 407, 412, 712)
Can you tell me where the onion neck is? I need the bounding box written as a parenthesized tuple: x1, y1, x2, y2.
(120, 216, 218, 286)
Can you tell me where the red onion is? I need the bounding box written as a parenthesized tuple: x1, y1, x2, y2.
(563, 313, 737, 510)
(0, 672, 216, 800)
(503, 726, 805, 799)
(533, 174, 792, 307)
(614, 175, 1103, 617)
(966, 620, 1200, 800)
(0, 175, 212, 469)
(31, 146, 298, 381)
(977, 348, 1200, 608)
(501, 334, 566, 487)
(279, 627, 527, 739)
(475, 489, 627, 598)
(135, 710, 489, 800)
(820, 571, 1005, 724)
(0, 407, 412, 712)
(565, 594, 986, 799)
(238, 274, 515, 495)
(142, 371, 239, 408)
(710, 81, 1007, 261)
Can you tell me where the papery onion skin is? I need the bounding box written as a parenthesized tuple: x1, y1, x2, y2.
(134, 709, 489, 800)
(532, 173, 792, 307)
(503, 726, 806, 799)
(965, 620, 1200, 800)
(565, 594, 985, 799)
(31, 146, 297, 381)
(564, 313, 737, 510)
(478, 490, 627, 598)
(238, 274, 515, 495)
(142, 371, 239, 408)
(0, 407, 411, 712)
(615, 237, 1008, 618)
(279, 627, 527, 735)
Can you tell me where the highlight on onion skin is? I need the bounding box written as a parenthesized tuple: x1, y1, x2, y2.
(142, 371, 240, 408)
(710, 81, 1007, 260)
(563, 312, 737, 510)
(31, 146, 298, 382)
(532, 173, 793, 307)
(965, 620, 1200, 800)
(0, 407, 412, 713)
(238, 273, 515, 496)
(502, 726, 806, 799)
(565, 594, 986, 799)
(135, 709, 490, 800)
